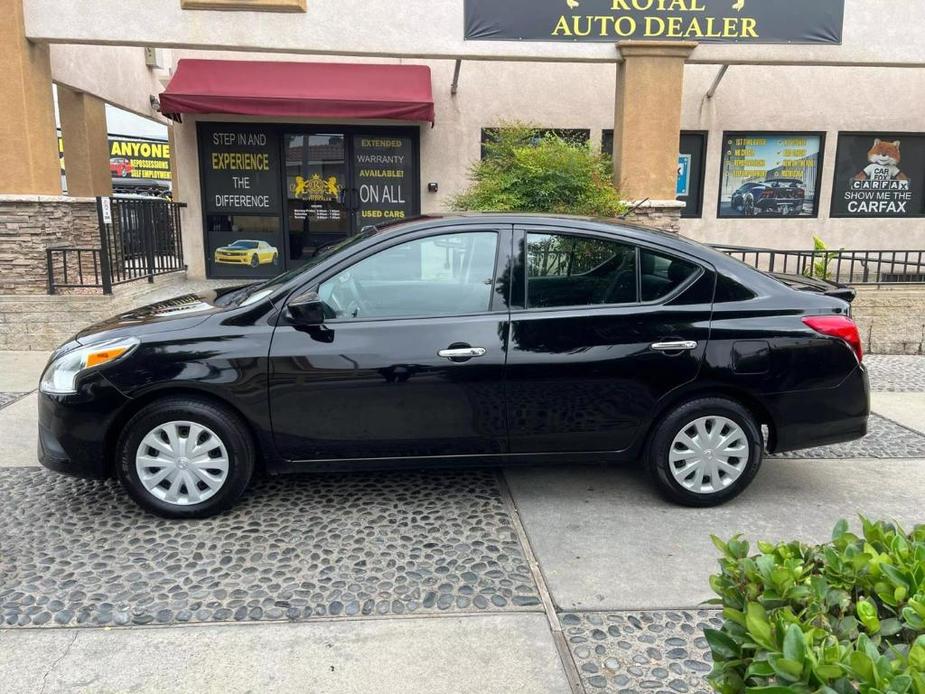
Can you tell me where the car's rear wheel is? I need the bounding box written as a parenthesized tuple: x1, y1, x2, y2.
(647, 397, 762, 507)
(116, 397, 254, 518)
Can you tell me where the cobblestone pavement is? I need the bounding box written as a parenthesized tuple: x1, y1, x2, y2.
(560, 610, 719, 693)
(773, 413, 925, 459)
(0, 392, 27, 410)
(0, 468, 540, 628)
(865, 355, 925, 392)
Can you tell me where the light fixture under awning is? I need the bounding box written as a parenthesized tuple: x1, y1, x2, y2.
(159, 59, 435, 124)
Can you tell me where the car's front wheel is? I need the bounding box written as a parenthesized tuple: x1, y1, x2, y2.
(115, 397, 255, 518)
(647, 397, 762, 507)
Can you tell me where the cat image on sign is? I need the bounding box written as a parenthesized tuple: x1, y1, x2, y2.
(853, 139, 909, 181)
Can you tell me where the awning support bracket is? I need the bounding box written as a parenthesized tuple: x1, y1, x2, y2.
(451, 59, 462, 96)
(706, 64, 729, 99)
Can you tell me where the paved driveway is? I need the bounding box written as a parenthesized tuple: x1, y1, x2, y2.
(1, 354, 924, 693)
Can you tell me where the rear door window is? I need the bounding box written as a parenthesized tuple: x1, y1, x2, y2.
(526, 233, 637, 308)
(639, 250, 700, 302)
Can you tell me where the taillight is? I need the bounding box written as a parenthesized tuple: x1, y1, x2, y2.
(802, 315, 863, 363)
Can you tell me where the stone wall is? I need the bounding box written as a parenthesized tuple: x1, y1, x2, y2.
(621, 200, 685, 234)
(0, 195, 100, 294)
(0, 272, 193, 350)
(852, 286, 925, 355)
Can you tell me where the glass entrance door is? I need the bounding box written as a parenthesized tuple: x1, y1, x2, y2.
(284, 133, 350, 262)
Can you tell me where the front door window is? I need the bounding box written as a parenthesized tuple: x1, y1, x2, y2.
(318, 232, 499, 320)
(285, 134, 349, 262)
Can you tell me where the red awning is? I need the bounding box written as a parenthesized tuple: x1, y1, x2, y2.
(160, 59, 435, 124)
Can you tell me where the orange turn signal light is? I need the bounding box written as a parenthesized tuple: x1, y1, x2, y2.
(85, 346, 130, 368)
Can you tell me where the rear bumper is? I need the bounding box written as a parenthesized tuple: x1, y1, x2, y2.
(37, 373, 131, 479)
(766, 364, 870, 453)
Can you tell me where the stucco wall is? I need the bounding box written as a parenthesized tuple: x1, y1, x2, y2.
(50, 44, 171, 122)
(680, 64, 925, 249)
(23, 0, 925, 66)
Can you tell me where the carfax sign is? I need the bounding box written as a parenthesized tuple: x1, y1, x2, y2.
(464, 0, 844, 44)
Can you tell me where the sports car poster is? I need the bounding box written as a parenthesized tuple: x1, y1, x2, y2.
(718, 132, 824, 218)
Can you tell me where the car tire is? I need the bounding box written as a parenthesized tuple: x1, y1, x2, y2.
(115, 397, 255, 519)
(646, 397, 762, 507)
(250, 255, 259, 268)
(272, 253, 279, 266)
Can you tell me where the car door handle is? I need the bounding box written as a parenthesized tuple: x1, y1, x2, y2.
(651, 341, 698, 352)
(438, 347, 487, 359)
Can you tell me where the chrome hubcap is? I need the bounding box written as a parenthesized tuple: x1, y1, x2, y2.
(135, 420, 229, 506)
(668, 416, 749, 495)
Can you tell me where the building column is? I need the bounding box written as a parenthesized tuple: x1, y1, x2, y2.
(0, 0, 60, 195)
(612, 41, 697, 202)
(168, 126, 180, 198)
(58, 86, 112, 197)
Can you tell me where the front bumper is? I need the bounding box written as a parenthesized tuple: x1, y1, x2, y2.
(214, 254, 251, 264)
(766, 363, 870, 453)
(38, 372, 132, 479)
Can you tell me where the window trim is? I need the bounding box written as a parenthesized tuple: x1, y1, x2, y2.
(516, 227, 707, 315)
(303, 227, 508, 325)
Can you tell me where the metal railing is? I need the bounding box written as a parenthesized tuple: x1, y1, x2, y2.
(45, 246, 106, 293)
(711, 245, 925, 285)
(47, 197, 186, 294)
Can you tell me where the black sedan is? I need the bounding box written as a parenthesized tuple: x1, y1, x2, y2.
(38, 215, 869, 518)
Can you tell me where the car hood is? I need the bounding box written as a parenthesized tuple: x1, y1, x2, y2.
(74, 285, 249, 344)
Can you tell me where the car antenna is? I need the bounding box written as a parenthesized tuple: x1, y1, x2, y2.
(621, 197, 650, 220)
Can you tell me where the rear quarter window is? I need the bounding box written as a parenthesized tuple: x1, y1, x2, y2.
(640, 250, 700, 302)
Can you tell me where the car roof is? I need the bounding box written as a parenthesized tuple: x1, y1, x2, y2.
(364, 213, 711, 257)
(264, 212, 788, 300)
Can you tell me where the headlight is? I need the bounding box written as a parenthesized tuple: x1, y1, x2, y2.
(40, 337, 139, 395)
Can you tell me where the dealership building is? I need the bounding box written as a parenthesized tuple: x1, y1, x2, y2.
(3, 0, 925, 300)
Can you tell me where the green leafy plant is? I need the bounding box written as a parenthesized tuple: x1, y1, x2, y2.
(806, 235, 842, 281)
(706, 518, 925, 694)
(450, 123, 627, 218)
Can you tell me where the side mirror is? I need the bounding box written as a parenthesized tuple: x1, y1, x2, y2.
(286, 291, 326, 326)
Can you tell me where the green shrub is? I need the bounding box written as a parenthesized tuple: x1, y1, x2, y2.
(450, 124, 627, 218)
(706, 518, 925, 694)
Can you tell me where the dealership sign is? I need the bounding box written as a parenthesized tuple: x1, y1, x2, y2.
(464, 0, 844, 44)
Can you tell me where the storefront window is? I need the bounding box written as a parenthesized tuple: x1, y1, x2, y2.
(481, 128, 590, 159)
(831, 133, 925, 218)
(197, 123, 285, 280)
(198, 123, 419, 278)
(718, 132, 824, 218)
(603, 130, 706, 218)
(285, 134, 349, 262)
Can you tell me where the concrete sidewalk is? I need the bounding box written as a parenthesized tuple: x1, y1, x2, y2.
(0, 615, 569, 694)
(0, 350, 47, 393)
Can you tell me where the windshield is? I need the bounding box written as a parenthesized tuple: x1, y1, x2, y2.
(227, 241, 258, 249)
(231, 228, 379, 305)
